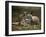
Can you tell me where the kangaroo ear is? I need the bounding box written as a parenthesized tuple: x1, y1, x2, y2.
(31, 10, 33, 14)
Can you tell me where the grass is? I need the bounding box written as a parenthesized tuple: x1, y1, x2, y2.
(12, 23, 41, 31)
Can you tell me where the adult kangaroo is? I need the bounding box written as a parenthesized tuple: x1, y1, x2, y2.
(31, 16, 40, 25)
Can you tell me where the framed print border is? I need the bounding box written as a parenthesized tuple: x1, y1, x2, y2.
(5, 1, 45, 36)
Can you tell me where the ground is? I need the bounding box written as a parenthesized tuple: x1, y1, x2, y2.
(12, 24, 41, 31)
